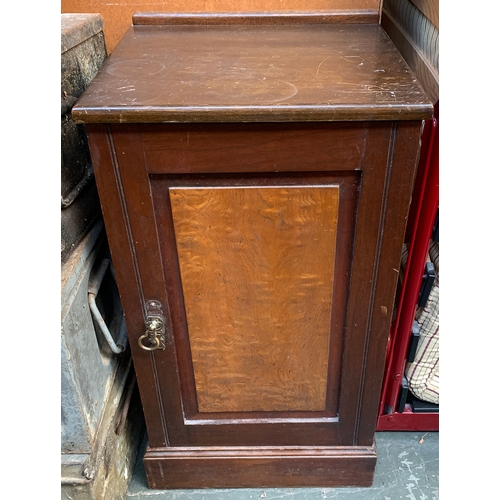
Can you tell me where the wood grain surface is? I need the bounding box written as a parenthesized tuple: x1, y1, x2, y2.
(381, 9, 438, 103)
(61, 2, 382, 54)
(144, 444, 376, 488)
(79, 11, 428, 481)
(410, 0, 438, 29)
(72, 23, 433, 123)
(141, 123, 369, 175)
(169, 185, 339, 412)
(133, 11, 379, 25)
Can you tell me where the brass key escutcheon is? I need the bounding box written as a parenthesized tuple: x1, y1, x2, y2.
(138, 301, 166, 351)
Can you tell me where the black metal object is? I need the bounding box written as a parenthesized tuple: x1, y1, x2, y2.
(432, 209, 439, 242)
(61, 167, 95, 209)
(417, 261, 436, 308)
(397, 376, 409, 413)
(407, 321, 421, 363)
(409, 393, 439, 413)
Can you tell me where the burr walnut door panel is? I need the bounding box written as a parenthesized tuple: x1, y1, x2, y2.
(87, 122, 422, 449)
(169, 185, 339, 414)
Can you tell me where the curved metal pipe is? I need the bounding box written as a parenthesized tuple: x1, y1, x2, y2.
(88, 258, 126, 354)
(61, 475, 93, 485)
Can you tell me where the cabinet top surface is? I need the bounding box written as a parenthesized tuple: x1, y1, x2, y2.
(73, 19, 433, 123)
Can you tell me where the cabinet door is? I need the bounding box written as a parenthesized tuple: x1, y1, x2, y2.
(87, 121, 422, 449)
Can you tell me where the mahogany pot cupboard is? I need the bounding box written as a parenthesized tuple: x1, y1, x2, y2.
(73, 12, 433, 488)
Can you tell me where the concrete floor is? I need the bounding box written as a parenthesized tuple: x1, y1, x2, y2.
(126, 432, 439, 499)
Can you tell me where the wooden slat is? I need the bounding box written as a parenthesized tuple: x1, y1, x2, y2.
(142, 123, 368, 175)
(144, 445, 376, 488)
(410, 0, 438, 29)
(132, 11, 379, 25)
(381, 11, 438, 103)
(333, 122, 393, 445)
(170, 186, 339, 413)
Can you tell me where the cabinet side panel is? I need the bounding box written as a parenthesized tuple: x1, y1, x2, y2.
(85, 125, 170, 447)
(356, 121, 424, 445)
(170, 186, 339, 413)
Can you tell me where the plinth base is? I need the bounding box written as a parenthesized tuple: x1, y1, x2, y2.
(143, 445, 377, 489)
